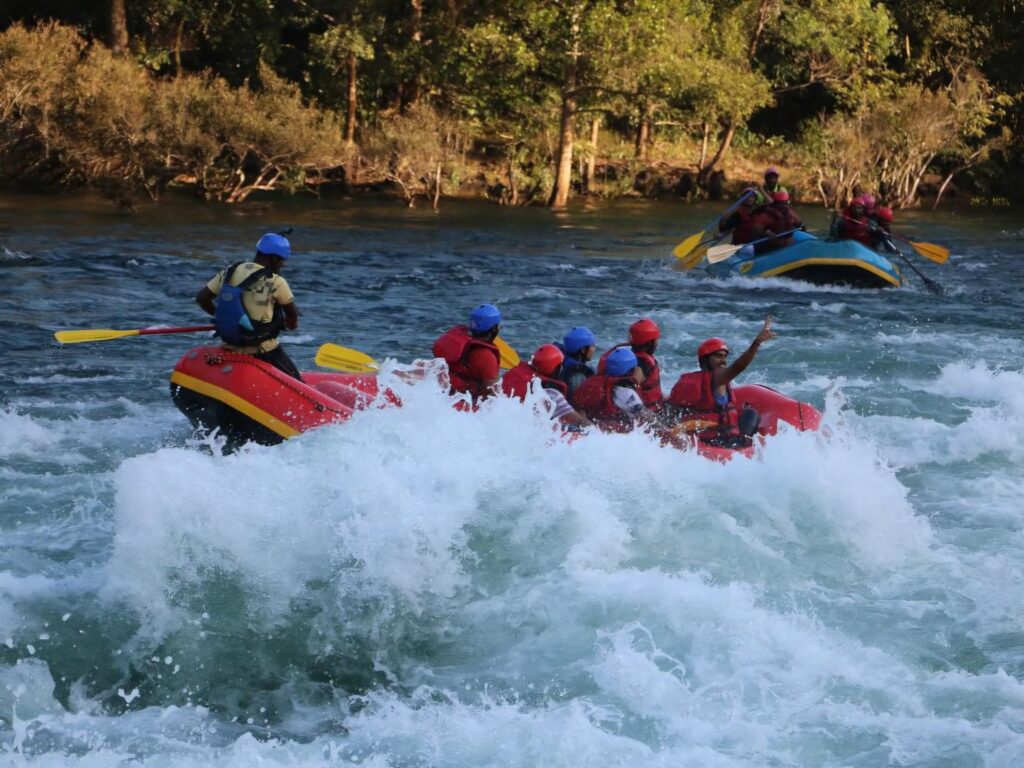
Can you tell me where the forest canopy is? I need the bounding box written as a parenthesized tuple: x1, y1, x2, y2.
(1, 0, 1021, 209)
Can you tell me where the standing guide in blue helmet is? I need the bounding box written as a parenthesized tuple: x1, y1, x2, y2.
(195, 232, 303, 380)
(557, 325, 598, 400)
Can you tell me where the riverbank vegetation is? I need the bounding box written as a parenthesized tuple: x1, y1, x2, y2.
(1, 1, 1021, 210)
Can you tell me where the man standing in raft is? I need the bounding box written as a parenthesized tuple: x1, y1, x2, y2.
(433, 303, 502, 401)
(195, 232, 302, 380)
(502, 344, 592, 427)
(665, 316, 776, 447)
(596, 318, 663, 408)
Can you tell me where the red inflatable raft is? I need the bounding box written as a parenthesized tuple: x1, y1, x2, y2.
(170, 346, 384, 446)
(170, 346, 822, 457)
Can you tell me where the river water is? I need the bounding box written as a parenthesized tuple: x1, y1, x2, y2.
(1, 191, 1023, 766)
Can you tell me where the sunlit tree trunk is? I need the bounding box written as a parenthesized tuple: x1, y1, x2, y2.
(110, 0, 129, 53)
(549, 60, 577, 210)
(584, 116, 599, 194)
(699, 122, 736, 186)
(402, 0, 424, 109)
(345, 52, 358, 145)
(698, 121, 709, 170)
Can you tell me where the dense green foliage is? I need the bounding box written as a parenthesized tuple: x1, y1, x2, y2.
(1, 0, 1021, 207)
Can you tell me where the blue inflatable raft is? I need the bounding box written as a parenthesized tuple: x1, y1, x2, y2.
(707, 231, 902, 288)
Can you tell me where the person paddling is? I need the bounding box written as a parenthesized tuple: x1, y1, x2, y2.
(664, 316, 776, 447)
(571, 347, 648, 432)
(753, 166, 788, 205)
(596, 318, 663, 408)
(502, 344, 592, 427)
(749, 192, 803, 254)
(718, 188, 758, 245)
(432, 303, 503, 402)
(195, 232, 302, 380)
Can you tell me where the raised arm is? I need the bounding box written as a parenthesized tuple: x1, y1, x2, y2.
(713, 316, 776, 388)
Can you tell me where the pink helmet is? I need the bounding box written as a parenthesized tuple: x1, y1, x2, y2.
(765, 166, 779, 177)
(861, 193, 877, 208)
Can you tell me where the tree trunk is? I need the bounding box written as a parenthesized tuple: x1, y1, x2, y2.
(345, 52, 358, 146)
(698, 122, 736, 185)
(432, 163, 442, 210)
(635, 108, 649, 161)
(584, 117, 599, 194)
(402, 0, 424, 109)
(549, 62, 577, 210)
(698, 121, 709, 170)
(109, 0, 129, 54)
(174, 17, 184, 76)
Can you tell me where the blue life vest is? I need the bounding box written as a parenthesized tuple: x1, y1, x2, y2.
(213, 263, 278, 346)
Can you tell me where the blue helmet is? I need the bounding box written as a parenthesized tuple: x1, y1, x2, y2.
(256, 233, 290, 260)
(605, 347, 638, 376)
(563, 326, 596, 354)
(469, 303, 502, 333)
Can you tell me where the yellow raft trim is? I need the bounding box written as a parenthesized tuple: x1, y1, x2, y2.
(170, 370, 300, 440)
(758, 257, 901, 287)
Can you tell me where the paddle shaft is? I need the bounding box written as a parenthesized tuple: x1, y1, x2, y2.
(707, 229, 799, 264)
(137, 325, 215, 336)
(54, 325, 216, 343)
(884, 239, 944, 294)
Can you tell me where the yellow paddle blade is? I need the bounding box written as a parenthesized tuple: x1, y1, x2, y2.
(672, 231, 704, 260)
(54, 328, 142, 344)
(314, 343, 379, 373)
(679, 240, 716, 270)
(495, 337, 520, 370)
(910, 241, 950, 264)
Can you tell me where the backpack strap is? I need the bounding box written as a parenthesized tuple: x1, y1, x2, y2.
(234, 265, 274, 290)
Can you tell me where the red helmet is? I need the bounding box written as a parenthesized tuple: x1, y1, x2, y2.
(530, 344, 564, 376)
(629, 318, 660, 346)
(875, 206, 893, 222)
(771, 191, 790, 203)
(698, 337, 729, 359)
(850, 196, 866, 208)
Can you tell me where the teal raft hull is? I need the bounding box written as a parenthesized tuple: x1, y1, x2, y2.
(707, 231, 902, 288)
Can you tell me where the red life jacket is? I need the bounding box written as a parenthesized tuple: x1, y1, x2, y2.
(432, 325, 500, 399)
(839, 208, 874, 247)
(596, 344, 662, 408)
(666, 370, 739, 439)
(501, 362, 568, 401)
(572, 373, 635, 431)
(748, 207, 780, 243)
(732, 209, 756, 244)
